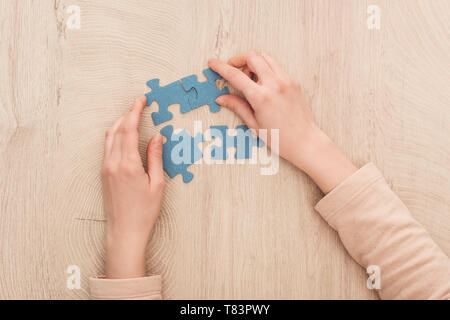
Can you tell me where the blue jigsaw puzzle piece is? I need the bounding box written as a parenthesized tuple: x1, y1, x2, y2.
(234, 125, 264, 159)
(145, 79, 196, 126)
(210, 125, 236, 160)
(210, 125, 264, 160)
(180, 68, 229, 114)
(160, 125, 204, 183)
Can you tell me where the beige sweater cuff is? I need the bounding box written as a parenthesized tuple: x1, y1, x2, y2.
(314, 162, 382, 228)
(89, 275, 162, 300)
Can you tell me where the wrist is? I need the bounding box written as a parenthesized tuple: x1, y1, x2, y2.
(294, 126, 357, 194)
(105, 229, 149, 279)
(292, 125, 332, 171)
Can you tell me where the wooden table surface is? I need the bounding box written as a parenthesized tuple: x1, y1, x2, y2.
(1, 0, 449, 299)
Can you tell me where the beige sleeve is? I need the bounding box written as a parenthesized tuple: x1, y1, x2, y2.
(315, 163, 450, 299)
(89, 275, 162, 300)
(88, 164, 449, 300)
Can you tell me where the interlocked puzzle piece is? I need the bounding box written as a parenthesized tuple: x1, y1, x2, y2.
(210, 125, 264, 160)
(145, 79, 196, 125)
(209, 125, 236, 160)
(160, 125, 204, 183)
(180, 68, 229, 114)
(145, 68, 229, 126)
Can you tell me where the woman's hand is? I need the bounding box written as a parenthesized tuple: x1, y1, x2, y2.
(101, 95, 165, 279)
(209, 52, 319, 168)
(209, 52, 357, 193)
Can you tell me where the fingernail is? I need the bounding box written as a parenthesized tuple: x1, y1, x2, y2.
(138, 94, 147, 103)
(153, 133, 163, 145)
(215, 97, 224, 105)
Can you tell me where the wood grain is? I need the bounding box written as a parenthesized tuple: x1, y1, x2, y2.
(0, 0, 448, 299)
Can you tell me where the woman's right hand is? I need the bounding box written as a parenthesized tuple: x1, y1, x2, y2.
(209, 52, 357, 193)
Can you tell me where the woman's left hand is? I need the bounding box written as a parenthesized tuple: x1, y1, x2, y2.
(101, 95, 166, 279)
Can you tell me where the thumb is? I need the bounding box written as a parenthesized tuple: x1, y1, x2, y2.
(147, 133, 164, 187)
(216, 94, 258, 130)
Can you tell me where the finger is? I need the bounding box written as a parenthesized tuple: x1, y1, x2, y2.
(208, 58, 260, 100)
(260, 52, 289, 79)
(242, 65, 252, 79)
(104, 115, 125, 160)
(109, 115, 125, 163)
(216, 95, 258, 130)
(147, 133, 164, 188)
(120, 95, 147, 158)
(228, 52, 275, 84)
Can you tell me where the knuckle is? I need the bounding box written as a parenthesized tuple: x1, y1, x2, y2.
(248, 53, 259, 64)
(257, 88, 271, 103)
(121, 123, 135, 134)
(247, 50, 259, 58)
(226, 101, 236, 112)
(105, 129, 113, 139)
(228, 67, 240, 79)
(119, 162, 138, 176)
(153, 177, 166, 191)
(247, 88, 261, 103)
(127, 152, 139, 162)
(279, 78, 300, 92)
(285, 77, 300, 88)
(101, 165, 115, 178)
(272, 79, 284, 92)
